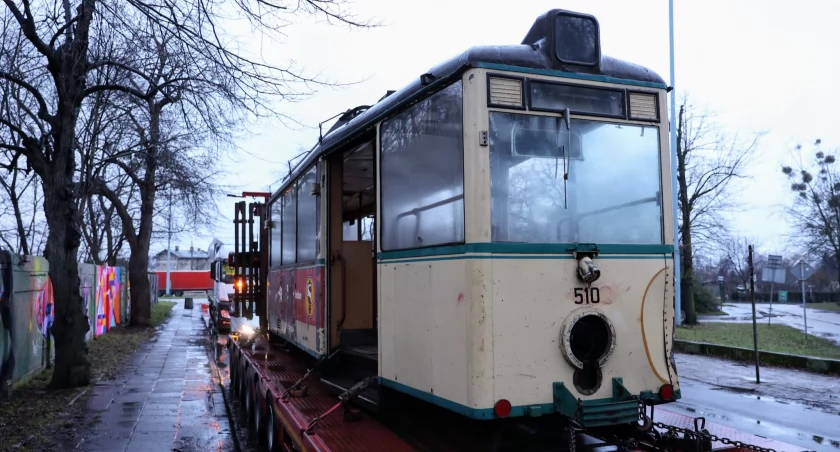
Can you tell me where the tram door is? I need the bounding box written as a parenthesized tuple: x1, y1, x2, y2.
(326, 137, 378, 361)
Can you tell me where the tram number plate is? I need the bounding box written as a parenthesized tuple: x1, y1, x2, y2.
(573, 287, 600, 304)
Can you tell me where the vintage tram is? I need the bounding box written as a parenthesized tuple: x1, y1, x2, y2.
(220, 7, 799, 452)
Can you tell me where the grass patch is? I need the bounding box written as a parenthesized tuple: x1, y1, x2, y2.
(0, 301, 178, 451)
(809, 302, 840, 313)
(151, 301, 177, 326)
(676, 322, 840, 360)
(700, 310, 728, 316)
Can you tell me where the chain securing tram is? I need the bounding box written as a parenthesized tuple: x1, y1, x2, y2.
(561, 396, 777, 452)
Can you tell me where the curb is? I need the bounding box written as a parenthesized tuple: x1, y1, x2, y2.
(674, 340, 840, 375)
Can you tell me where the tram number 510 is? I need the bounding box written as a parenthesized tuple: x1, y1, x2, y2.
(574, 287, 600, 304)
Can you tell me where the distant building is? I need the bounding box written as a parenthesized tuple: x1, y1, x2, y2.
(150, 246, 209, 271)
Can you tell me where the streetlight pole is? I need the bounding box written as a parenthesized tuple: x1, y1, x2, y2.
(669, 0, 682, 325)
(166, 188, 172, 296)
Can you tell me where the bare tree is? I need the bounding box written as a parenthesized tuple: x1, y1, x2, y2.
(0, 0, 376, 388)
(782, 139, 840, 285)
(675, 94, 763, 324)
(717, 234, 763, 292)
(0, 162, 46, 255)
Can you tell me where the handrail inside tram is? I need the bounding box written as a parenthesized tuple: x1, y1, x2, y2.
(556, 193, 661, 241)
(393, 193, 465, 248)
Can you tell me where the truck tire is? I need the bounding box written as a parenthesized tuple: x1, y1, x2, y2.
(256, 389, 267, 444)
(266, 397, 279, 451)
(245, 378, 255, 423)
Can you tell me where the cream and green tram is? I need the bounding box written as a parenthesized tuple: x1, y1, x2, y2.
(265, 8, 679, 431)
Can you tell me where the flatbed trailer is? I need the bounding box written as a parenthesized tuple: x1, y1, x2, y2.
(228, 333, 810, 452)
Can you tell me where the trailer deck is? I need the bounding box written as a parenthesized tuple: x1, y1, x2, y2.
(228, 333, 811, 452)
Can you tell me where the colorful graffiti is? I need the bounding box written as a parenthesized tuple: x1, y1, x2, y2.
(0, 255, 54, 392)
(35, 277, 54, 344)
(0, 254, 131, 392)
(95, 266, 121, 337)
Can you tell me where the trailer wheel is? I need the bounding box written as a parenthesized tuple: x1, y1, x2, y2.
(239, 366, 249, 405)
(266, 397, 279, 452)
(255, 388, 267, 444)
(244, 378, 255, 423)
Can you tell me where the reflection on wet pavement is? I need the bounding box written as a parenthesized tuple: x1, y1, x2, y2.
(673, 378, 840, 452)
(70, 302, 237, 452)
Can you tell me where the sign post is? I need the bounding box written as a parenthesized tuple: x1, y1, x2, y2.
(748, 245, 760, 384)
(761, 254, 785, 325)
(790, 260, 815, 341)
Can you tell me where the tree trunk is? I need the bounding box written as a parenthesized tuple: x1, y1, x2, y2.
(128, 252, 151, 326)
(676, 104, 697, 325)
(680, 223, 696, 324)
(43, 181, 91, 388)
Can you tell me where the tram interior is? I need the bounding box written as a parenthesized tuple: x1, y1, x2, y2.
(322, 133, 379, 402)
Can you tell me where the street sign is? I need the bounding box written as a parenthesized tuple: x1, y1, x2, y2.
(761, 267, 786, 283)
(778, 290, 788, 302)
(790, 261, 816, 281)
(763, 254, 786, 283)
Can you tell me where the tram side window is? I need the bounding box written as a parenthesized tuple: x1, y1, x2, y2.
(380, 81, 465, 251)
(296, 166, 318, 262)
(270, 201, 282, 267)
(281, 186, 296, 265)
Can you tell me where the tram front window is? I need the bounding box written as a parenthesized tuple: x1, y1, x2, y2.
(488, 112, 663, 245)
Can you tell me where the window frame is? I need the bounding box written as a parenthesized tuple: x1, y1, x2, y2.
(295, 164, 319, 264)
(280, 181, 298, 266)
(268, 198, 283, 269)
(377, 80, 467, 253)
(487, 110, 666, 245)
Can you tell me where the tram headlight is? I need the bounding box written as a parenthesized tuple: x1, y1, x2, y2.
(554, 11, 600, 67)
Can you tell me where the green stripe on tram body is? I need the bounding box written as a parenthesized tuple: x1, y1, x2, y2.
(377, 243, 674, 263)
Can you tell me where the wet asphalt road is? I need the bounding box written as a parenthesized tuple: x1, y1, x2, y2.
(672, 379, 840, 452)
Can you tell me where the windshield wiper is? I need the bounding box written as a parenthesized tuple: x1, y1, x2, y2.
(562, 107, 570, 208)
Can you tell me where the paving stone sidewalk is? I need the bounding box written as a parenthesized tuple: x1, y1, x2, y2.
(69, 302, 237, 452)
(675, 352, 840, 414)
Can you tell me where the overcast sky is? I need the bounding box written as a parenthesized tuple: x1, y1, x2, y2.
(158, 0, 840, 263)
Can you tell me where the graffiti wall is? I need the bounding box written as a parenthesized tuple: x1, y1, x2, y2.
(95, 266, 121, 337)
(0, 253, 131, 392)
(0, 254, 54, 393)
(80, 263, 96, 341)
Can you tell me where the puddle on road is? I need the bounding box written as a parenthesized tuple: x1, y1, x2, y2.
(812, 435, 840, 449)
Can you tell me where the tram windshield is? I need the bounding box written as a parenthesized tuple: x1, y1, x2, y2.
(488, 112, 663, 245)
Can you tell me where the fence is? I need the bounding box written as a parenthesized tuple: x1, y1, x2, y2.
(0, 251, 146, 394)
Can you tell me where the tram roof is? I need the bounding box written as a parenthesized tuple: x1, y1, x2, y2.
(268, 9, 666, 204)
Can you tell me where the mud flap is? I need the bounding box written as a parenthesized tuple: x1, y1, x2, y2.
(554, 378, 639, 428)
